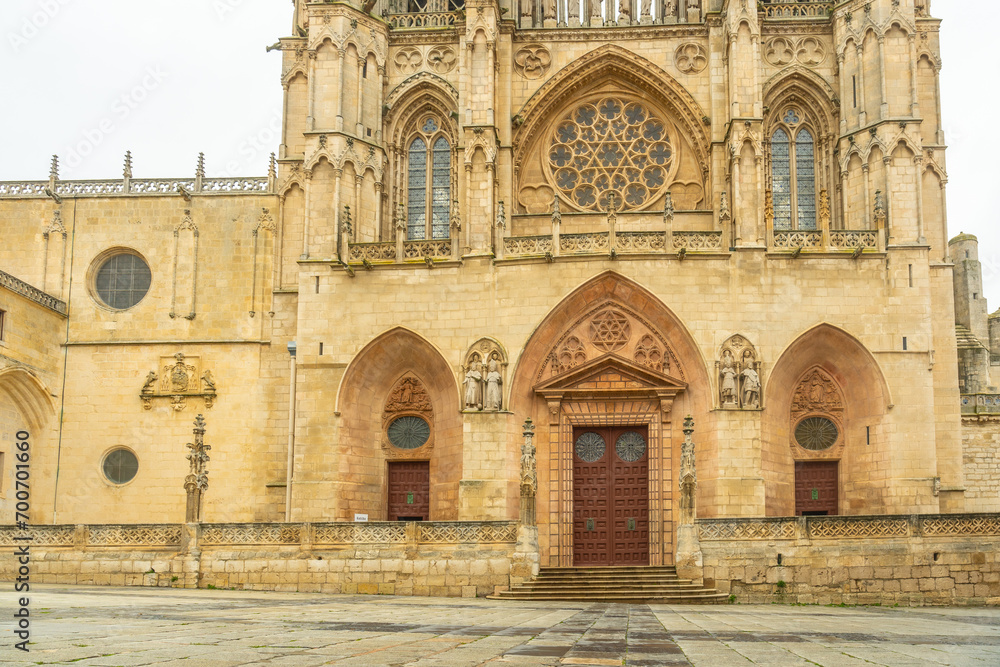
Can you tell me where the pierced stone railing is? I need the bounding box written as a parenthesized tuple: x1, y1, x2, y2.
(961, 393, 1000, 416)
(388, 11, 460, 29)
(773, 230, 823, 249)
(402, 239, 451, 260)
(0, 269, 67, 315)
(761, 2, 833, 20)
(0, 520, 519, 549)
(560, 232, 610, 254)
(504, 235, 553, 256)
(617, 231, 667, 253)
(829, 230, 878, 249)
(672, 231, 723, 250)
(0, 176, 271, 199)
(348, 241, 398, 263)
(699, 514, 1000, 540)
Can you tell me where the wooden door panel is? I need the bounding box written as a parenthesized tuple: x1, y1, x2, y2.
(388, 461, 430, 521)
(573, 426, 649, 566)
(795, 461, 838, 516)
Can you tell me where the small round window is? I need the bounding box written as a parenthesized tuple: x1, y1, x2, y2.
(795, 417, 839, 451)
(103, 448, 139, 484)
(94, 252, 151, 310)
(387, 416, 430, 450)
(575, 431, 606, 463)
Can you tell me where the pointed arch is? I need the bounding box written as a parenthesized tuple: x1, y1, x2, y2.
(331, 327, 463, 521)
(513, 45, 711, 176)
(0, 367, 55, 432)
(762, 323, 893, 516)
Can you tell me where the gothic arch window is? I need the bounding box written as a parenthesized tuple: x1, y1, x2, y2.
(406, 116, 451, 240)
(770, 108, 817, 231)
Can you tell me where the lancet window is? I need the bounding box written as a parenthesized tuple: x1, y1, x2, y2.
(406, 116, 451, 240)
(770, 108, 817, 231)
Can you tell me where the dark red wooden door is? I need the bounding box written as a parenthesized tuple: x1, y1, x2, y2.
(795, 461, 839, 516)
(573, 426, 649, 566)
(387, 460, 430, 521)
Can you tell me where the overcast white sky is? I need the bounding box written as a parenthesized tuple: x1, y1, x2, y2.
(2, 1, 998, 303)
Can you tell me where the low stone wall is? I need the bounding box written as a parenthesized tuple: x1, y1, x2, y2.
(961, 418, 1000, 512)
(0, 521, 519, 598)
(698, 514, 1000, 606)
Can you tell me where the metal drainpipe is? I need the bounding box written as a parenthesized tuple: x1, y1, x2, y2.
(285, 341, 297, 522)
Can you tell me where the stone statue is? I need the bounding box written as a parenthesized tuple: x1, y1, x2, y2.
(201, 370, 216, 391)
(485, 356, 503, 411)
(720, 350, 737, 406)
(591, 0, 603, 19)
(619, 0, 632, 22)
(463, 357, 483, 410)
(741, 365, 760, 410)
(664, 0, 676, 18)
(544, 0, 556, 21)
(141, 371, 158, 394)
(520, 0, 533, 20)
(640, 0, 651, 18)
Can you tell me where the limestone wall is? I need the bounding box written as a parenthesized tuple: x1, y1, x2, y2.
(699, 514, 1000, 606)
(0, 521, 518, 598)
(961, 420, 1000, 512)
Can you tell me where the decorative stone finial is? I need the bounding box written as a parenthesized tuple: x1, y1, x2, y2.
(196, 152, 206, 178)
(551, 196, 562, 225)
(341, 205, 352, 235)
(496, 200, 506, 230)
(395, 202, 406, 231)
(450, 199, 461, 232)
(663, 191, 674, 222)
(49, 154, 59, 181)
(874, 189, 887, 225)
(268, 153, 277, 180)
(184, 413, 211, 523)
(123, 151, 133, 179)
(719, 191, 731, 221)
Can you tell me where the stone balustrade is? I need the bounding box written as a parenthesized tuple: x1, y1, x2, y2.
(761, 2, 834, 20)
(0, 176, 272, 199)
(0, 269, 68, 314)
(698, 513, 1000, 541)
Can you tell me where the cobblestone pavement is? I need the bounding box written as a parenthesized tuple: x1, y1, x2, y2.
(2, 585, 1000, 666)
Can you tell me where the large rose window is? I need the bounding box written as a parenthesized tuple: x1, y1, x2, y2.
(546, 97, 674, 212)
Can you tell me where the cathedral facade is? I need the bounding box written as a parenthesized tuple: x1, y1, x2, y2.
(2, 0, 997, 584)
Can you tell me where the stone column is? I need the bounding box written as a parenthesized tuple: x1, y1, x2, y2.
(675, 415, 703, 584)
(184, 414, 210, 523)
(878, 35, 889, 120)
(856, 44, 867, 127)
(551, 197, 562, 257)
(512, 418, 540, 587)
(337, 50, 346, 131)
(356, 55, 365, 137)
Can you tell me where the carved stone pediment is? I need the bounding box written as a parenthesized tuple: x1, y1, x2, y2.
(534, 354, 686, 402)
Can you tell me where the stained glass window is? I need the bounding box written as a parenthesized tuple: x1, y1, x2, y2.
(795, 129, 816, 230)
(795, 417, 838, 451)
(770, 111, 817, 231)
(103, 448, 139, 484)
(406, 120, 451, 240)
(771, 129, 792, 231)
(431, 137, 450, 239)
(547, 97, 672, 212)
(95, 253, 152, 310)
(407, 138, 427, 240)
(387, 416, 430, 450)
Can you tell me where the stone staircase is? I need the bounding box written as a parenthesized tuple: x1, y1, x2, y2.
(490, 565, 729, 603)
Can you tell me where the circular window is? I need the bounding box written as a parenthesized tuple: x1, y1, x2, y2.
(103, 448, 139, 484)
(615, 431, 647, 462)
(795, 417, 839, 451)
(387, 416, 430, 450)
(546, 96, 675, 212)
(94, 252, 151, 310)
(575, 431, 606, 462)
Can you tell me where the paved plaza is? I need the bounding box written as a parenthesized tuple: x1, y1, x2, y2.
(2, 585, 999, 666)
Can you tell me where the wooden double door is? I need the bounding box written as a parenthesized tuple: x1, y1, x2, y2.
(795, 460, 838, 515)
(572, 426, 649, 566)
(387, 460, 429, 521)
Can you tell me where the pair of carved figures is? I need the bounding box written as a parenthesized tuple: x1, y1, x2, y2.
(718, 336, 761, 409)
(463, 351, 504, 411)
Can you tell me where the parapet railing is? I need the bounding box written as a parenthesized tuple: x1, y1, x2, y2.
(0, 521, 519, 549)
(760, 2, 834, 20)
(698, 513, 1000, 541)
(961, 393, 1000, 416)
(0, 176, 273, 199)
(0, 269, 67, 315)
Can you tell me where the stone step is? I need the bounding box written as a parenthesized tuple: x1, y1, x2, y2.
(491, 565, 727, 604)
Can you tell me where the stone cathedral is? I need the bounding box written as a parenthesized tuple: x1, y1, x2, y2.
(2, 0, 1000, 602)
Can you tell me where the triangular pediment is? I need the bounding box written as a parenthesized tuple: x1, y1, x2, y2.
(534, 353, 686, 399)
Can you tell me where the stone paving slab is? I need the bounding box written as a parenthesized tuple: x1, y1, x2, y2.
(1, 585, 999, 665)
